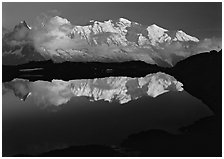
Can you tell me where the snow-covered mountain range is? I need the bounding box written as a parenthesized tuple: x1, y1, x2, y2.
(3, 72, 183, 106)
(2, 16, 218, 66)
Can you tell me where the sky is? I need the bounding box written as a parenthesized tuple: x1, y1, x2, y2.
(2, 2, 222, 39)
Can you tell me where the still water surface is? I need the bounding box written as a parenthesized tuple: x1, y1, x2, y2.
(3, 87, 212, 156)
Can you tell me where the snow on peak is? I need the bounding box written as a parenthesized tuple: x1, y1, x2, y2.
(145, 24, 199, 45)
(72, 17, 131, 45)
(175, 30, 199, 42)
(150, 24, 168, 32)
(119, 17, 132, 25)
(146, 24, 169, 45)
(70, 17, 200, 48)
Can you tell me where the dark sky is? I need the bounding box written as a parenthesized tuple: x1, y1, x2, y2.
(2, 2, 222, 39)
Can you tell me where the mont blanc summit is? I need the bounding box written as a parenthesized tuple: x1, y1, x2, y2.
(2, 16, 208, 66)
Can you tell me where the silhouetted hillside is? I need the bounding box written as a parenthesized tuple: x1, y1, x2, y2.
(3, 60, 166, 82)
(120, 124, 221, 157)
(170, 50, 222, 115)
(120, 50, 222, 157)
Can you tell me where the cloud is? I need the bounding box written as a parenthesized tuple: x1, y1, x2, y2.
(3, 10, 75, 54)
(3, 79, 74, 106)
(33, 10, 62, 29)
(3, 79, 31, 100)
(2, 11, 222, 63)
(30, 80, 74, 106)
(195, 37, 222, 53)
(29, 14, 85, 55)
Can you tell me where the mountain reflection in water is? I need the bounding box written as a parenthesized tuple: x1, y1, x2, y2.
(3, 72, 183, 105)
(2, 73, 213, 156)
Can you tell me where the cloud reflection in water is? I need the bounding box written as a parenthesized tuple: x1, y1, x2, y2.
(3, 72, 183, 107)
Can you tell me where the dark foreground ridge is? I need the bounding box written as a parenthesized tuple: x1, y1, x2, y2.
(4, 50, 222, 157)
(3, 60, 167, 82)
(170, 50, 222, 116)
(122, 49, 222, 157)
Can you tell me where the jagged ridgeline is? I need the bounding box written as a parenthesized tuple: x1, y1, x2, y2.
(3, 16, 204, 67)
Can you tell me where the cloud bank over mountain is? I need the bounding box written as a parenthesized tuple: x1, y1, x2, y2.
(2, 14, 222, 66)
(196, 37, 222, 52)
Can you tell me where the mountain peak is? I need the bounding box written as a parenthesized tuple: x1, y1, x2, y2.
(119, 17, 132, 25)
(3, 16, 203, 67)
(16, 20, 31, 30)
(175, 30, 199, 42)
(150, 24, 168, 32)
